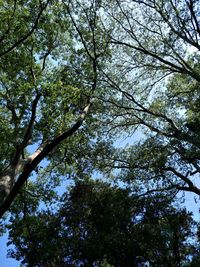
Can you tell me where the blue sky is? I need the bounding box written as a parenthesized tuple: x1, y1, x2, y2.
(0, 233, 19, 267)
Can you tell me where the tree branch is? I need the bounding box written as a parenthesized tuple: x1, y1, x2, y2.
(0, 101, 91, 218)
(164, 166, 200, 195)
(0, 0, 50, 57)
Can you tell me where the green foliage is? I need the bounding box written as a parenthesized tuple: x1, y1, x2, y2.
(7, 180, 199, 266)
(0, 0, 200, 266)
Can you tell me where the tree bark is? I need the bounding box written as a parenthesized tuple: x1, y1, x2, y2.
(0, 103, 91, 218)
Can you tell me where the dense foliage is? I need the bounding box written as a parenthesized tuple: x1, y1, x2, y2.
(0, 0, 199, 266)
(7, 180, 200, 267)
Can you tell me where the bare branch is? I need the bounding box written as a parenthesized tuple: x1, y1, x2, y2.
(164, 166, 200, 195)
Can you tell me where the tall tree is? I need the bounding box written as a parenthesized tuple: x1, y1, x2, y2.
(0, 0, 200, 265)
(96, 0, 200, 196)
(0, 0, 110, 218)
(7, 179, 199, 267)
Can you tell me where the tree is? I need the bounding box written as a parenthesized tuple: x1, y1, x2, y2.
(95, 0, 200, 196)
(0, 0, 110, 218)
(1, 0, 200, 219)
(6, 179, 199, 266)
(1, 0, 200, 265)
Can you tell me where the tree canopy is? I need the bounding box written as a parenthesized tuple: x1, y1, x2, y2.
(0, 0, 200, 266)
(6, 179, 200, 267)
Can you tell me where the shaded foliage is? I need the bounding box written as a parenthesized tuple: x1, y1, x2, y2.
(7, 180, 199, 267)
